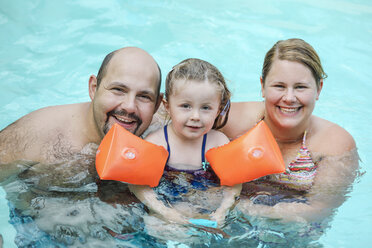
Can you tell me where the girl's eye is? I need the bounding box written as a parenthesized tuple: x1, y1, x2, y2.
(201, 105, 211, 110)
(181, 103, 191, 109)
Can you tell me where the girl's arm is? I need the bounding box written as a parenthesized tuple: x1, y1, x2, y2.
(210, 183, 242, 225)
(128, 184, 189, 224)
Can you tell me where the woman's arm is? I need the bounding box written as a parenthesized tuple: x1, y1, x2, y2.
(237, 123, 360, 223)
(221, 101, 264, 140)
(128, 184, 189, 224)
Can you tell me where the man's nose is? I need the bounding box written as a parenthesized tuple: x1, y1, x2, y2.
(121, 94, 137, 113)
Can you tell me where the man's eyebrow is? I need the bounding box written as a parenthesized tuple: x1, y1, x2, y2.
(110, 81, 128, 87)
(139, 90, 156, 96)
(110, 82, 156, 96)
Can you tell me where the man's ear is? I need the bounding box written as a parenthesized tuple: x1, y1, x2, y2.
(154, 93, 164, 113)
(89, 75, 98, 100)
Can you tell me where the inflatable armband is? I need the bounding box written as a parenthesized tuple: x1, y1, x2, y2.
(206, 121, 285, 186)
(96, 123, 168, 187)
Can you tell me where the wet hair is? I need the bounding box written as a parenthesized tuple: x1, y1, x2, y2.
(95, 49, 162, 99)
(261, 38, 327, 89)
(165, 58, 231, 129)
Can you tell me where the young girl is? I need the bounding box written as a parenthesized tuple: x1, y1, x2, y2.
(129, 58, 241, 226)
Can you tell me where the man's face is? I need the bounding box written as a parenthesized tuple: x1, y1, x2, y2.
(89, 49, 161, 138)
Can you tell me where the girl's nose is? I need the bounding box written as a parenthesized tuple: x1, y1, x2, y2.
(190, 109, 200, 121)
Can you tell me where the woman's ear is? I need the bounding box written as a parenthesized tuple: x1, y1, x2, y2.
(316, 79, 323, 100)
(89, 75, 98, 100)
(260, 77, 265, 98)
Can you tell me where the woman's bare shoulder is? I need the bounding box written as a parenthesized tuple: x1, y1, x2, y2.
(312, 116, 356, 156)
(221, 101, 264, 140)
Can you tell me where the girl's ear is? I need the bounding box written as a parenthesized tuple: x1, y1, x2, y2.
(162, 99, 169, 113)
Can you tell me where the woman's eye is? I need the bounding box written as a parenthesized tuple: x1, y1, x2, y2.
(296, 85, 307, 89)
(273, 84, 284, 88)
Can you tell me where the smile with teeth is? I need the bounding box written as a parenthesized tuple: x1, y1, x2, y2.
(279, 106, 301, 114)
(114, 115, 136, 124)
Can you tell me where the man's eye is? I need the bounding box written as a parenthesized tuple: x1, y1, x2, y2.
(112, 87, 124, 92)
(139, 95, 152, 100)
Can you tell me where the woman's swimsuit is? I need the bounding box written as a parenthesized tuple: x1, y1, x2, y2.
(244, 131, 318, 206)
(265, 131, 318, 191)
(153, 126, 220, 206)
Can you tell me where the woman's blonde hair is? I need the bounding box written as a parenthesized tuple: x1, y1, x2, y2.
(262, 38, 327, 89)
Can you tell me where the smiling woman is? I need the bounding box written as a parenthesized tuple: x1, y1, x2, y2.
(262, 60, 321, 136)
(221, 39, 359, 226)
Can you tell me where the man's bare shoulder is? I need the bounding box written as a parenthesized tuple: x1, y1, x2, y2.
(0, 102, 90, 163)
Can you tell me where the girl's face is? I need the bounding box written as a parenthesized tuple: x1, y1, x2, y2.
(261, 59, 322, 131)
(165, 80, 221, 140)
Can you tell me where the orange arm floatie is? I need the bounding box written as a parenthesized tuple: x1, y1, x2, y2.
(95, 123, 168, 187)
(206, 121, 285, 186)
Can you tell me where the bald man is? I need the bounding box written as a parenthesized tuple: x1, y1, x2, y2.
(0, 47, 162, 164)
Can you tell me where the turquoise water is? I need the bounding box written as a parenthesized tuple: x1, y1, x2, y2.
(0, 0, 371, 247)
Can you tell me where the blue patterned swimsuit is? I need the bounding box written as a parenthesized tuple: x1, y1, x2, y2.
(153, 126, 220, 207)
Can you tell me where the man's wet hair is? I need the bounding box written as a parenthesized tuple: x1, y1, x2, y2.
(95, 50, 162, 99)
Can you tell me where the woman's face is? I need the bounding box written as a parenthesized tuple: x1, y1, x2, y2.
(261, 59, 322, 131)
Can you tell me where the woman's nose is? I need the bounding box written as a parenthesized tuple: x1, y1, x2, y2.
(283, 89, 297, 103)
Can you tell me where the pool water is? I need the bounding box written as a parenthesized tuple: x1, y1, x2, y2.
(1, 0, 371, 247)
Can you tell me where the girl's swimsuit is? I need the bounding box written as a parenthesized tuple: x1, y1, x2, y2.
(244, 131, 318, 206)
(153, 126, 220, 207)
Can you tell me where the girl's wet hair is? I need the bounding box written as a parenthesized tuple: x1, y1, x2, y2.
(262, 38, 327, 89)
(165, 58, 231, 129)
